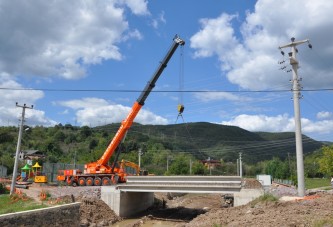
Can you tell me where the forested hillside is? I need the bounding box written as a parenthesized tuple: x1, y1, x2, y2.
(0, 122, 324, 176)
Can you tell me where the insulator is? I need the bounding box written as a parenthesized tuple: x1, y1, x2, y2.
(280, 51, 285, 56)
(308, 43, 312, 49)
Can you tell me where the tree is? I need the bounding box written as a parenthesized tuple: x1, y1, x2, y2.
(265, 157, 289, 179)
(169, 155, 189, 175)
(318, 145, 333, 177)
(192, 161, 206, 175)
(79, 126, 92, 139)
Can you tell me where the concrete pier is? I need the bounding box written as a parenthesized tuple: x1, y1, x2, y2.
(101, 186, 154, 217)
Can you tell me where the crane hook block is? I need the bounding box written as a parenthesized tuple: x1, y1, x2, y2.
(177, 104, 185, 114)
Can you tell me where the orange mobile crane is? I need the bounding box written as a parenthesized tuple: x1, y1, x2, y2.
(57, 35, 185, 186)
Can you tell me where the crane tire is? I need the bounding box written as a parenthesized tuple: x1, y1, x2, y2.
(102, 177, 111, 186)
(78, 177, 86, 186)
(86, 177, 94, 186)
(94, 177, 102, 186)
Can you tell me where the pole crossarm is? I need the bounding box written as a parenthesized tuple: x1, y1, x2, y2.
(278, 39, 309, 49)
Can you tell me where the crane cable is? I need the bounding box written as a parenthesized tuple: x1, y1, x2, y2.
(173, 45, 207, 160)
(176, 44, 185, 123)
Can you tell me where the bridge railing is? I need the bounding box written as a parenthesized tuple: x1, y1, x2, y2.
(117, 175, 242, 194)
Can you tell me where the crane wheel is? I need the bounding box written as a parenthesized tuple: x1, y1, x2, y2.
(86, 177, 94, 186)
(78, 177, 86, 186)
(102, 177, 111, 186)
(94, 177, 102, 186)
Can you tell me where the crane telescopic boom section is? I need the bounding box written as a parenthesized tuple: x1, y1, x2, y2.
(86, 35, 185, 173)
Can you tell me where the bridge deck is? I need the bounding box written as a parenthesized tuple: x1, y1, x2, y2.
(117, 175, 242, 193)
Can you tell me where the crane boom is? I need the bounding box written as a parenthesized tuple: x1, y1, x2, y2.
(85, 35, 185, 174)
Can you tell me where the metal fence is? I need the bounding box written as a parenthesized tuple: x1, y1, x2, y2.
(274, 178, 294, 186)
(43, 163, 84, 182)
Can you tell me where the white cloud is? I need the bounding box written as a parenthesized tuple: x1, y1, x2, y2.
(317, 111, 332, 119)
(25, 109, 58, 126)
(0, 75, 55, 126)
(302, 119, 333, 134)
(57, 97, 168, 126)
(151, 11, 166, 29)
(57, 98, 110, 110)
(0, 0, 148, 80)
(222, 113, 333, 137)
(120, 0, 149, 16)
(190, 14, 239, 61)
(194, 91, 252, 102)
(190, 0, 333, 90)
(222, 114, 294, 132)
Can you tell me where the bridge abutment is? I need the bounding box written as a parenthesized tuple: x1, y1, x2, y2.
(101, 186, 154, 217)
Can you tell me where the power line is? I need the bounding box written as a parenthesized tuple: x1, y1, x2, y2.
(0, 87, 333, 93)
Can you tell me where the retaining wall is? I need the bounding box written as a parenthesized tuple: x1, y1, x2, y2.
(234, 188, 264, 206)
(0, 202, 81, 227)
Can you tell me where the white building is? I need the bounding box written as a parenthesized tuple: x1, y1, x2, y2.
(0, 165, 7, 177)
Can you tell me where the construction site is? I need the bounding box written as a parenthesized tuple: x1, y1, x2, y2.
(1, 3, 333, 225)
(1, 178, 333, 226)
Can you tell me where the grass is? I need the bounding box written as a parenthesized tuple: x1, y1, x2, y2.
(305, 178, 331, 189)
(0, 193, 48, 215)
(313, 218, 333, 227)
(250, 193, 278, 207)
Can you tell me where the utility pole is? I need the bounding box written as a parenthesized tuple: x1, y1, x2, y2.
(73, 149, 77, 169)
(287, 152, 291, 176)
(166, 156, 169, 172)
(138, 148, 143, 168)
(239, 153, 242, 178)
(189, 159, 192, 175)
(279, 37, 312, 197)
(237, 159, 239, 176)
(10, 103, 33, 195)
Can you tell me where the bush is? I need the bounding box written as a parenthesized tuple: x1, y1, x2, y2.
(0, 183, 9, 194)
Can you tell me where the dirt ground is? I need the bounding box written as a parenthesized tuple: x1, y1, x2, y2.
(15, 179, 333, 227)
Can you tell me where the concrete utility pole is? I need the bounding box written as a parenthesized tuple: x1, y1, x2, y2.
(166, 156, 169, 172)
(138, 148, 143, 168)
(239, 153, 242, 178)
(279, 37, 312, 197)
(10, 103, 33, 195)
(189, 159, 192, 175)
(236, 159, 239, 176)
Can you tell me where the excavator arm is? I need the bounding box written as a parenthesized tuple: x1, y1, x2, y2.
(85, 35, 185, 174)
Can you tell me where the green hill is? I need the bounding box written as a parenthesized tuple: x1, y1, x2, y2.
(0, 122, 325, 175)
(98, 122, 324, 163)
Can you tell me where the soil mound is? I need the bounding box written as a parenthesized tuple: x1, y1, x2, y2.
(80, 197, 121, 226)
(185, 191, 333, 227)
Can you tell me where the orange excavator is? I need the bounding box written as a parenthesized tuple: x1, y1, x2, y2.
(57, 35, 185, 186)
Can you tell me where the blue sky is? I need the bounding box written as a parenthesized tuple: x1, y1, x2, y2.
(1, 0, 333, 142)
